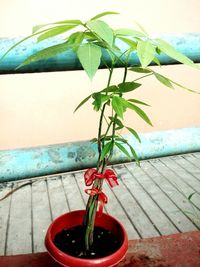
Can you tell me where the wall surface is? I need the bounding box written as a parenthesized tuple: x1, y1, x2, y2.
(0, 0, 200, 149)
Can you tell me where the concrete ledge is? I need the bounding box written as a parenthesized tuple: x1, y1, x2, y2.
(0, 231, 200, 267)
(0, 127, 200, 182)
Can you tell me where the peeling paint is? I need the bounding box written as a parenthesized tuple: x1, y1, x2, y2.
(48, 149, 63, 164)
(75, 145, 96, 162)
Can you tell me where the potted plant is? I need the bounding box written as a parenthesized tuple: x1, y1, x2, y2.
(1, 11, 199, 267)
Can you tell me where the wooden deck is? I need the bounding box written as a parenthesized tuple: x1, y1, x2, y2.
(0, 152, 200, 256)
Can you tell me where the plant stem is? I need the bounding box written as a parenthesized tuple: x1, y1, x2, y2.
(83, 66, 114, 253)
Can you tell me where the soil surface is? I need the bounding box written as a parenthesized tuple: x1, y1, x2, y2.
(53, 225, 122, 259)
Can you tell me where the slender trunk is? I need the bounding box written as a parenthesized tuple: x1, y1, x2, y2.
(82, 65, 128, 254)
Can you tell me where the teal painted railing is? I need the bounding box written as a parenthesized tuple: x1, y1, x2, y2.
(0, 33, 200, 74)
(0, 127, 200, 182)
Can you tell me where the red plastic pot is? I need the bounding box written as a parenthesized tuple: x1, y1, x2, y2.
(45, 210, 128, 267)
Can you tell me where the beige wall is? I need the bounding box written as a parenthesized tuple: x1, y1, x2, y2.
(0, 0, 200, 149)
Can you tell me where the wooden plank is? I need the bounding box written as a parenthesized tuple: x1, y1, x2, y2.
(170, 156, 200, 191)
(184, 153, 200, 168)
(73, 171, 89, 206)
(160, 157, 200, 194)
(62, 173, 85, 211)
(101, 180, 140, 240)
(47, 176, 69, 220)
(126, 160, 198, 232)
(114, 164, 179, 236)
(6, 182, 32, 255)
(141, 159, 200, 230)
(0, 184, 12, 256)
(32, 180, 52, 253)
(109, 167, 160, 238)
(176, 154, 200, 181)
(151, 159, 200, 216)
(193, 152, 200, 159)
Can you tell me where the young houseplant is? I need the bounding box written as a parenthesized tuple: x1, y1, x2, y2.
(2, 11, 199, 267)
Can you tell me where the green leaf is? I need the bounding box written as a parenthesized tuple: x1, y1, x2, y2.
(156, 39, 200, 70)
(128, 103, 152, 126)
(115, 118, 124, 130)
(109, 116, 124, 130)
(51, 19, 82, 25)
(74, 94, 92, 112)
(32, 24, 47, 33)
(32, 20, 82, 33)
(115, 28, 146, 38)
(137, 40, 155, 67)
(170, 79, 200, 94)
(188, 192, 196, 201)
(153, 57, 160, 66)
(115, 142, 132, 159)
(87, 20, 114, 46)
(101, 85, 118, 93)
(112, 96, 125, 119)
(121, 98, 153, 126)
(37, 25, 77, 42)
(128, 98, 150, 106)
(126, 127, 141, 142)
(118, 37, 137, 50)
(154, 72, 199, 94)
(92, 93, 102, 111)
(100, 141, 113, 160)
(118, 82, 141, 93)
(67, 32, 85, 45)
(129, 67, 152, 73)
(154, 73, 174, 89)
(129, 145, 140, 164)
(90, 11, 119, 20)
(77, 43, 102, 79)
(92, 93, 109, 111)
(16, 42, 71, 69)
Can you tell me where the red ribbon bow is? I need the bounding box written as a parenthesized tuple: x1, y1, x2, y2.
(84, 168, 119, 214)
(85, 188, 108, 214)
(84, 168, 118, 188)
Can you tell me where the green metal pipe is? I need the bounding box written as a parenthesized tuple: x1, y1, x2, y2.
(0, 33, 200, 74)
(0, 127, 200, 182)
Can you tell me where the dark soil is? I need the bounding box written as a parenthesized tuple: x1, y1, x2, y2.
(53, 225, 122, 259)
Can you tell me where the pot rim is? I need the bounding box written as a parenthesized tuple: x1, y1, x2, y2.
(45, 210, 128, 266)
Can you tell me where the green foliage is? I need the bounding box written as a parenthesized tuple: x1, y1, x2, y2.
(118, 82, 141, 92)
(112, 96, 125, 119)
(137, 40, 155, 67)
(32, 20, 82, 33)
(90, 11, 119, 21)
(86, 20, 114, 47)
(126, 127, 141, 142)
(77, 43, 102, 79)
(156, 38, 200, 70)
(115, 28, 146, 38)
(37, 25, 78, 42)
(154, 73, 174, 89)
(100, 141, 113, 161)
(16, 42, 71, 69)
(129, 67, 152, 73)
